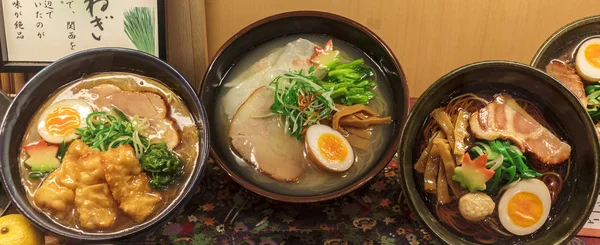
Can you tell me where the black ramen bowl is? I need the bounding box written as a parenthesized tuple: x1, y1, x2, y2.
(200, 11, 409, 202)
(531, 15, 600, 69)
(0, 48, 210, 242)
(399, 61, 600, 244)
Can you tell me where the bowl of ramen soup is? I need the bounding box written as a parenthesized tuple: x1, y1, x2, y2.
(531, 15, 600, 132)
(399, 61, 600, 244)
(200, 11, 409, 202)
(0, 48, 209, 242)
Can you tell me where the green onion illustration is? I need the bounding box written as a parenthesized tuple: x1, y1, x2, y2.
(124, 7, 155, 55)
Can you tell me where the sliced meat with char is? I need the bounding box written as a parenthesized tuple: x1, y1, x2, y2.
(469, 93, 571, 164)
(84, 84, 180, 149)
(229, 86, 306, 182)
(545, 60, 588, 106)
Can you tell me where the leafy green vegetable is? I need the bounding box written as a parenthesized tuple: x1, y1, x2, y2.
(139, 143, 183, 189)
(75, 108, 150, 157)
(269, 71, 336, 139)
(469, 139, 542, 195)
(318, 59, 376, 105)
(586, 84, 600, 122)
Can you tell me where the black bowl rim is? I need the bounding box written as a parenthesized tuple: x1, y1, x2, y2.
(199, 10, 410, 203)
(398, 60, 600, 245)
(0, 47, 211, 241)
(530, 15, 600, 66)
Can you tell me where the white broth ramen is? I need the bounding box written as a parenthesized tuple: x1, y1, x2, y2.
(215, 34, 395, 196)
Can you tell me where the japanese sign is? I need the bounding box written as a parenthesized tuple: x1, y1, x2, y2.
(2, 0, 161, 62)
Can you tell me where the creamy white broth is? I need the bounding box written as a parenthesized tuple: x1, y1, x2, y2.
(215, 34, 395, 196)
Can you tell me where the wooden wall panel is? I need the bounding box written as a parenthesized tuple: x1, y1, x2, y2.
(202, 0, 600, 96)
(165, 0, 208, 89)
(7, 1, 596, 97)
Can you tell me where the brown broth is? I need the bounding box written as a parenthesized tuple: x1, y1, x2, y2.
(19, 72, 199, 233)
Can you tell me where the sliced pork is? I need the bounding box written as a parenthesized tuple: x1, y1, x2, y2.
(545, 60, 588, 106)
(469, 93, 571, 164)
(229, 86, 306, 181)
(83, 84, 180, 149)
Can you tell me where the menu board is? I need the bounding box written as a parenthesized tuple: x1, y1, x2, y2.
(0, 0, 164, 66)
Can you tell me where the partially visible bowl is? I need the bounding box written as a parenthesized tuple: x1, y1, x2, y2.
(200, 11, 409, 202)
(0, 91, 9, 215)
(531, 15, 600, 68)
(399, 61, 599, 244)
(0, 48, 210, 242)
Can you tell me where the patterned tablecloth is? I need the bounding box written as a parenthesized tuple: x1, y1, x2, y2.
(0, 95, 595, 245)
(150, 156, 418, 245)
(132, 98, 589, 245)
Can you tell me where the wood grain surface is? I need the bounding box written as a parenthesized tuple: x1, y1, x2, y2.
(197, 0, 600, 96)
(165, 0, 209, 89)
(5, 1, 596, 97)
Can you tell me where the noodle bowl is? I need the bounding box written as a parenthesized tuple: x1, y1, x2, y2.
(419, 92, 569, 243)
(213, 34, 395, 197)
(200, 11, 410, 203)
(399, 61, 599, 245)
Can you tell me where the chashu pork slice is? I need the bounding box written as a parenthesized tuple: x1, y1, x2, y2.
(85, 84, 180, 149)
(229, 86, 306, 182)
(545, 60, 588, 106)
(469, 93, 571, 164)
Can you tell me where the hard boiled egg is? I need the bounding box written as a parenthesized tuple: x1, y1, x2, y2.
(37, 99, 93, 144)
(576, 38, 600, 81)
(498, 179, 551, 236)
(305, 124, 354, 173)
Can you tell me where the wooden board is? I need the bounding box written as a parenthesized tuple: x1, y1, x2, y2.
(164, 0, 208, 90)
(201, 0, 600, 96)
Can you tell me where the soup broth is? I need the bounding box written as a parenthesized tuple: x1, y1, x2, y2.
(19, 73, 199, 233)
(214, 34, 395, 196)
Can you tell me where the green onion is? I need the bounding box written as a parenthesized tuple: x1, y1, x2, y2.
(124, 7, 156, 55)
(269, 71, 336, 139)
(29, 172, 45, 179)
(112, 106, 130, 122)
(57, 141, 67, 163)
(586, 84, 600, 122)
(76, 108, 150, 157)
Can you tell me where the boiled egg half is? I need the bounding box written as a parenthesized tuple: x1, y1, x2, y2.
(498, 178, 551, 236)
(305, 124, 354, 173)
(576, 38, 600, 81)
(37, 99, 93, 144)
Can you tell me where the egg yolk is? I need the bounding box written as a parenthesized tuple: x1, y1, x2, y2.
(585, 43, 600, 68)
(507, 192, 543, 228)
(45, 106, 81, 137)
(317, 133, 348, 163)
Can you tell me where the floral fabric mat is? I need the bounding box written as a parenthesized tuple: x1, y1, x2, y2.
(150, 157, 420, 245)
(142, 156, 586, 245)
(0, 96, 586, 245)
(140, 98, 585, 245)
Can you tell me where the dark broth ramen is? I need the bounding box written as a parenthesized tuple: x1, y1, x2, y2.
(413, 86, 572, 244)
